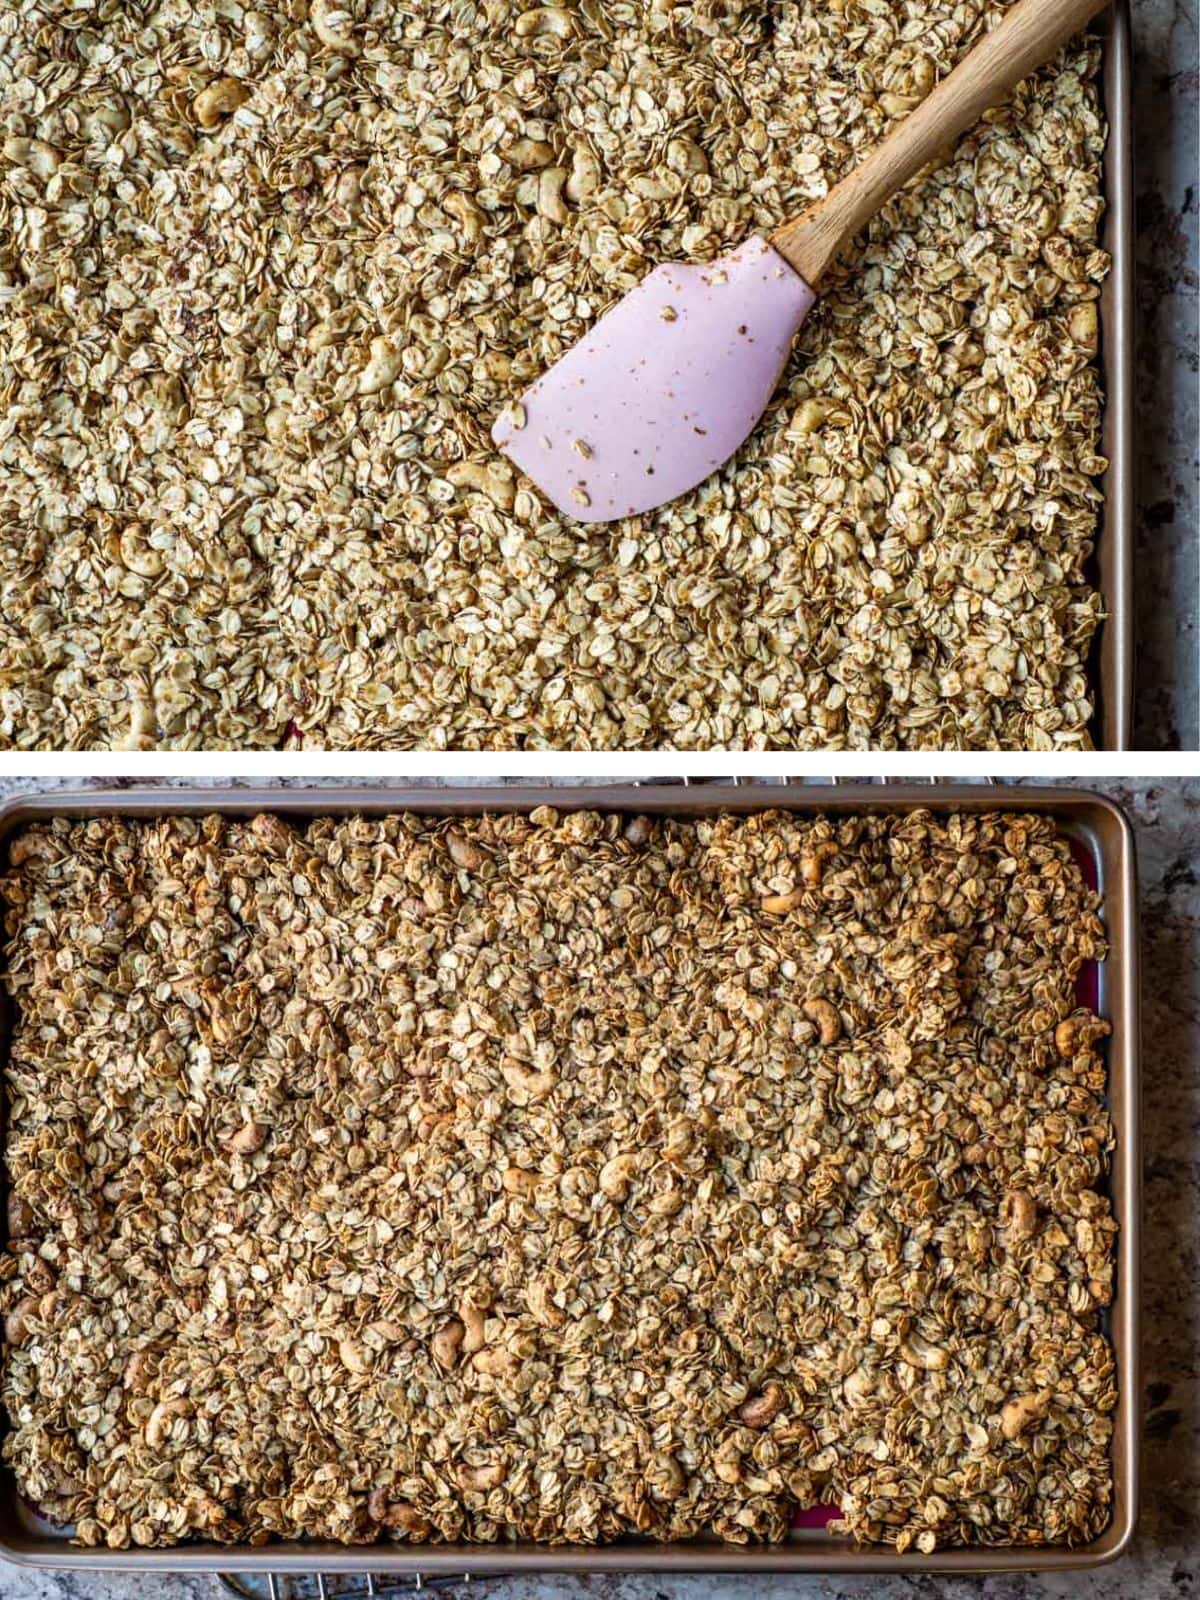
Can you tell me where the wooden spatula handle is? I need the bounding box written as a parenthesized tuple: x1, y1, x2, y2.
(772, 0, 1110, 286)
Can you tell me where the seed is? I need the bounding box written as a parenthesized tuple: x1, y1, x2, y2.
(509, 403, 527, 430)
(659, 305, 678, 322)
(570, 486, 591, 507)
(571, 438, 592, 458)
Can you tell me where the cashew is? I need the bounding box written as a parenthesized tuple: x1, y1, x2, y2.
(713, 1437, 743, 1483)
(6, 1193, 34, 1239)
(193, 78, 250, 129)
(4, 1296, 38, 1346)
(460, 1303, 487, 1355)
(666, 136, 709, 177)
(431, 1317, 465, 1371)
(445, 828, 483, 871)
(368, 1491, 429, 1536)
(251, 813, 294, 850)
(115, 689, 156, 752)
(444, 191, 485, 245)
(224, 1119, 266, 1156)
(761, 889, 804, 915)
(899, 1333, 949, 1372)
(446, 460, 517, 512)
(631, 173, 673, 202)
(843, 1367, 874, 1406)
(509, 137, 554, 170)
(4, 136, 61, 180)
(501, 1060, 556, 1101)
(565, 144, 602, 203)
(119, 528, 163, 579)
(803, 998, 842, 1046)
(646, 1452, 687, 1501)
(526, 1278, 566, 1328)
(514, 7, 572, 39)
(123, 1349, 153, 1391)
(503, 1166, 541, 1198)
(339, 1335, 372, 1374)
(457, 1460, 506, 1492)
(357, 335, 403, 396)
(879, 90, 921, 116)
(471, 1346, 518, 1378)
(599, 1151, 637, 1201)
(144, 1397, 190, 1448)
(1054, 1014, 1090, 1057)
(8, 832, 58, 866)
(310, 0, 358, 53)
(738, 1382, 786, 1427)
(800, 840, 838, 887)
(536, 166, 569, 225)
(789, 398, 835, 436)
(1000, 1391, 1050, 1441)
(1069, 301, 1098, 351)
(623, 814, 653, 846)
(1004, 1190, 1038, 1240)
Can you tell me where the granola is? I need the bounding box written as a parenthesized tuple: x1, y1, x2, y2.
(0, 3, 1108, 750)
(1, 809, 1116, 1550)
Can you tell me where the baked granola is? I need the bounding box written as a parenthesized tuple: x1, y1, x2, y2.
(0, 3, 1108, 750)
(0, 808, 1116, 1551)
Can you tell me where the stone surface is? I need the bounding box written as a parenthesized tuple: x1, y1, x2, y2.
(1131, 0, 1198, 749)
(0, 774, 1193, 1599)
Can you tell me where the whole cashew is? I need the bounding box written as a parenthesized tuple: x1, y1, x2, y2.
(457, 1460, 506, 1492)
(368, 1491, 429, 1536)
(339, 1335, 372, 1374)
(501, 1061, 556, 1101)
(503, 1167, 541, 1198)
(899, 1332, 949, 1372)
(509, 137, 554, 170)
(1000, 1391, 1050, 1440)
(471, 1346, 518, 1378)
(4, 1296, 38, 1346)
(7, 1193, 34, 1239)
(713, 1437, 743, 1483)
(738, 1382, 785, 1427)
(536, 167, 569, 226)
(800, 840, 838, 886)
(432, 1317, 465, 1371)
(526, 1278, 566, 1328)
(599, 1152, 637, 1201)
(565, 145, 601, 203)
(3, 137, 61, 180)
(445, 828, 483, 870)
(358, 335, 403, 396)
(1004, 1190, 1038, 1240)
(761, 889, 804, 915)
(803, 998, 842, 1046)
(514, 7, 572, 39)
(444, 191, 485, 245)
(145, 1397, 191, 1448)
(446, 460, 517, 512)
(193, 78, 249, 130)
(460, 1303, 487, 1355)
(224, 1119, 266, 1156)
(310, 0, 358, 54)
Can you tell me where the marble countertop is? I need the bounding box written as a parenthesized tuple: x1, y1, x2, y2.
(0, 773, 1193, 1600)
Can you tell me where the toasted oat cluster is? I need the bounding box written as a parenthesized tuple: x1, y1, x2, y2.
(1, 809, 1116, 1551)
(0, 2, 1107, 751)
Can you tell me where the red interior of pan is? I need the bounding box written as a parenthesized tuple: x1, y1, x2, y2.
(791, 832, 1103, 1535)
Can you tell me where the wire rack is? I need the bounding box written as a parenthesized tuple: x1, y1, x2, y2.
(217, 1577, 487, 1599)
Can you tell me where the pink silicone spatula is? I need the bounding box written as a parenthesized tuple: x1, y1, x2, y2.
(493, 0, 1109, 524)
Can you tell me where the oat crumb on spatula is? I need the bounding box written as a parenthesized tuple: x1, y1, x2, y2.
(1, 810, 1116, 1551)
(0, 2, 1107, 751)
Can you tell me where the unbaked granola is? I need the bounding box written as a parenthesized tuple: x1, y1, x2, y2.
(1, 809, 1116, 1550)
(0, 2, 1108, 750)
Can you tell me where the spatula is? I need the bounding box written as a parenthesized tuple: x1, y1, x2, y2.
(492, 0, 1108, 524)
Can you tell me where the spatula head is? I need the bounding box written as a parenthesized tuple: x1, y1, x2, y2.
(492, 237, 816, 525)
